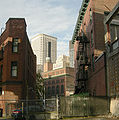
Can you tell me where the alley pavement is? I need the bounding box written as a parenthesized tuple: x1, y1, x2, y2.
(61, 116, 119, 120)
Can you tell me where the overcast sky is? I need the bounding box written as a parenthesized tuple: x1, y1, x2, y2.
(0, 0, 82, 57)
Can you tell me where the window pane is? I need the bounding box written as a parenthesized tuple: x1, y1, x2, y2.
(56, 85, 59, 94)
(113, 41, 118, 50)
(61, 85, 64, 94)
(13, 46, 18, 53)
(52, 86, 55, 95)
(12, 69, 17, 76)
(11, 62, 17, 77)
(12, 38, 18, 53)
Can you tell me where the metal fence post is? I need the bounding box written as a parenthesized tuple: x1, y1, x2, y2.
(5, 102, 7, 118)
(22, 102, 24, 118)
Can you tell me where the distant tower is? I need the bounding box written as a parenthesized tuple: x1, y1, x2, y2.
(31, 34, 57, 72)
(44, 57, 53, 72)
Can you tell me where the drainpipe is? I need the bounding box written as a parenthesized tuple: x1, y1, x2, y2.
(106, 23, 111, 113)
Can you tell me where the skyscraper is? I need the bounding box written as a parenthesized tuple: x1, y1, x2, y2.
(31, 34, 57, 72)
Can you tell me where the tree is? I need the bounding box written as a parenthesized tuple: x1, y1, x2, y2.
(35, 72, 44, 99)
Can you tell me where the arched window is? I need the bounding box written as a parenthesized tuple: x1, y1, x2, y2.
(52, 86, 55, 95)
(61, 85, 64, 94)
(56, 85, 59, 95)
(48, 86, 51, 95)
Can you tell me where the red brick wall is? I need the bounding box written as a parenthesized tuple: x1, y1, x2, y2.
(74, 0, 119, 95)
(44, 62, 53, 72)
(42, 67, 74, 97)
(88, 53, 106, 96)
(0, 18, 36, 115)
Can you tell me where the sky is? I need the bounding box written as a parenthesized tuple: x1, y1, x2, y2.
(0, 0, 83, 57)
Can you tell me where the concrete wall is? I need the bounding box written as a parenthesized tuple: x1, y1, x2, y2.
(110, 98, 119, 116)
(60, 96, 109, 117)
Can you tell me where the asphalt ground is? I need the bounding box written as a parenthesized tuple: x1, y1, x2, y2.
(60, 116, 119, 120)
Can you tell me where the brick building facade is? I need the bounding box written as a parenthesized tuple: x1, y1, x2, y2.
(42, 67, 75, 98)
(0, 18, 36, 116)
(104, 2, 119, 97)
(88, 53, 107, 96)
(72, 0, 119, 96)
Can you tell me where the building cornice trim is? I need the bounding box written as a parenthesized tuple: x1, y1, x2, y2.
(72, 0, 89, 44)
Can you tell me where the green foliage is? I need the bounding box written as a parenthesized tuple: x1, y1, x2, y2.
(35, 72, 44, 99)
(70, 92, 89, 97)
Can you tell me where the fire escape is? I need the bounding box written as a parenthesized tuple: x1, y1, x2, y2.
(75, 32, 90, 94)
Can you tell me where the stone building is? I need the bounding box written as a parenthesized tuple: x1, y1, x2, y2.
(0, 18, 36, 116)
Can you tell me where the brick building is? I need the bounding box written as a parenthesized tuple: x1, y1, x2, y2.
(72, 0, 119, 96)
(104, 2, 119, 97)
(42, 60, 75, 98)
(0, 18, 36, 116)
(88, 53, 107, 96)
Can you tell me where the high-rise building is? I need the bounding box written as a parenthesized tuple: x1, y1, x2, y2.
(31, 34, 57, 72)
(0, 18, 36, 116)
(69, 40, 74, 68)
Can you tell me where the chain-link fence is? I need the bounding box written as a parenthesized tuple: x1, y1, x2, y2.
(0, 97, 59, 119)
(0, 96, 110, 119)
(0, 99, 44, 119)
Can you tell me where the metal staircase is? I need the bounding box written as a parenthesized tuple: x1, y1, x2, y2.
(75, 32, 90, 94)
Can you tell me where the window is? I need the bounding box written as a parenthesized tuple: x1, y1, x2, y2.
(48, 81, 51, 85)
(52, 81, 55, 84)
(48, 86, 51, 95)
(0, 87, 2, 95)
(113, 41, 119, 50)
(0, 65, 3, 81)
(61, 85, 64, 94)
(90, 8, 92, 24)
(91, 31, 93, 47)
(52, 86, 55, 95)
(56, 85, 59, 95)
(92, 54, 95, 71)
(56, 80, 59, 83)
(0, 44, 4, 59)
(11, 62, 18, 77)
(48, 42, 51, 57)
(61, 79, 64, 83)
(12, 38, 19, 53)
